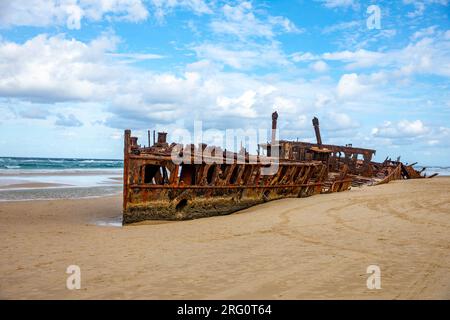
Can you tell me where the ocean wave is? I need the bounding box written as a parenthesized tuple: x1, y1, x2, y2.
(415, 166, 450, 176)
(0, 157, 123, 170)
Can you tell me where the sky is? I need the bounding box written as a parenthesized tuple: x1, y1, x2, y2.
(0, 0, 449, 165)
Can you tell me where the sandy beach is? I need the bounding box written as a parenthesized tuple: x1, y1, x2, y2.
(0, 177, 449, 299)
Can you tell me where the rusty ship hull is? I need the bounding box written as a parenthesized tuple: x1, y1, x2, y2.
(122, 130, 339, 223)
(122, 112, 432, 224)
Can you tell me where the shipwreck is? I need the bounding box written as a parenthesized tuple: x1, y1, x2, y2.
(122, 112, 433, 224)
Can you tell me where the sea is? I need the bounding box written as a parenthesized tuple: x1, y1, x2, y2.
(0, 157, 123, 201)
(0, 157, 123, 170)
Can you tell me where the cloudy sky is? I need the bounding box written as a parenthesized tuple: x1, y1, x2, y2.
(0, 0, 449, 165)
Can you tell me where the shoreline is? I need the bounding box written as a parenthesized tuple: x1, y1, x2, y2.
(0, 177, 449, 299)
(0, 169, 122, 202)
(0, 182, 70, 190)
(0, 186, 122, 202)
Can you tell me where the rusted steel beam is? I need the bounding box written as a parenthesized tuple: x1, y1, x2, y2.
(128, 153, 325, 167)
(374, 163, 402, 185)
(129, 183, 325, 189)
(275, 141, 376, 157)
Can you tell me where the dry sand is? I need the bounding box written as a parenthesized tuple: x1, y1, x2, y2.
(0, 178, 449, 299)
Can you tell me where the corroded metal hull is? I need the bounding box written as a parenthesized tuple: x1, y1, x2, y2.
(123, 144, 328, 223)
(122, 112, 432, 224)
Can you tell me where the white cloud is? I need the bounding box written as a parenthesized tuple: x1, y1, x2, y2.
(319, 0, 356, 9)
(294, 31, 450, 78)
(323, 111, 357, 131)
(210, 1, 301, 40)
(322, 20, 360, 34)
(150, 0, 212, 21)
(189, 2, 300, 72)
(0, 33, 337, 131)
(370, 120, 450, 150)
(322, 49, 385, 69)
(403, 0, 448, 18)
(314, 93, 334, 108)
(272, 96, 297, 113)
(337, 73, 367, 97)
(398, 119, 430, 135)
(268, 16, 304, 34)
(393, 36, 450, 77)
(192, 42, 290, 69)
(216, 90, 258, 118)
(0, 32, 172, 117)
(291, 52, 319, 62)
(404, 0, 426, 18)
(372, 120, 430, 138)
(0, 34, 120, 102)
(0, 0, 149, 30)
(108, 52, 164, 63)
(310, 60, 329, 73)
(411, 25, 438, 40)
(17, 105, 51, 119)
(445, 30, 450, 40)
(55, 113, 83, 127)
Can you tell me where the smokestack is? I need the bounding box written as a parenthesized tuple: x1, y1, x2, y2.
(271, 111, 278, 145)
(312, 117, 322, 146)
(148, 130, 151, 148)
(157, 132, 167, 144)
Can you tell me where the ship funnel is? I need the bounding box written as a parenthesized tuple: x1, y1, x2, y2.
(312, 117, 322, 146)
(271, 111, 278, 145)
(157, 132, 167, 144)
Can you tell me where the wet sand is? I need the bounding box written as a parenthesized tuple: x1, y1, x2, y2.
(0, 178, 449, 299)
(0, 182, 69, 190)
(0, 170, 122, 201)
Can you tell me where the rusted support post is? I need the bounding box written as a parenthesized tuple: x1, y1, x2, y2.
(153, 130, 156, 146)
(312, 117, 322, 146)
(123, 129, 131, 212)
(271, 111, 278, 145)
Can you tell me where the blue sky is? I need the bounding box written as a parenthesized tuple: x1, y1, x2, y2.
(0, 0, 449, 165)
